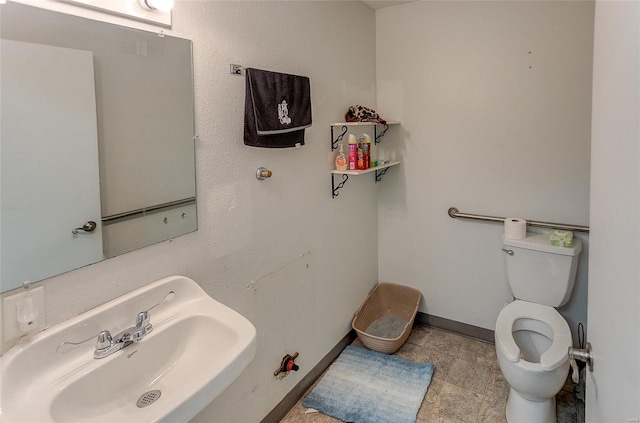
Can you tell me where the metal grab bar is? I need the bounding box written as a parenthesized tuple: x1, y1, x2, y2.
(448, 207, 590, 233)
(102, 197, 195, 222)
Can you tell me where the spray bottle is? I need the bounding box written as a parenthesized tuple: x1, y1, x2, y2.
(362, 133, 372, 169)
(348, 134, 357, 170)
(363, 133, 373, 168)
(357, 135, 365, 170)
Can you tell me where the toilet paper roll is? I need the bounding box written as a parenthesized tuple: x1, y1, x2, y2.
(504, 218, 527, 239)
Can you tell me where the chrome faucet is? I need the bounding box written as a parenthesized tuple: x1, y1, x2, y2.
(94, 311, 153, 359)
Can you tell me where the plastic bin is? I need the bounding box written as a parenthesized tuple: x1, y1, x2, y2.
(352, 282, 422, 354)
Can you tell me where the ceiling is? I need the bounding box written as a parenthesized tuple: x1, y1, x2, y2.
(361, 0, 415, 10)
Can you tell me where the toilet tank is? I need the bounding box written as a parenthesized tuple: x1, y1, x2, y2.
(503, 233, 582, 307)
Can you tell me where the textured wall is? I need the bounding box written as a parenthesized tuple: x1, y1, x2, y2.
(1, 2, 378, 422)
(375, 1, 594, 342)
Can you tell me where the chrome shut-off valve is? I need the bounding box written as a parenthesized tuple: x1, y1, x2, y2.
(568, 342, 593, 370)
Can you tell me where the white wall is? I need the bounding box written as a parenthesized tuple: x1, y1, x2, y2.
(587, 0, 640, 420)
(375, 1, 594, 340)
(1, 1, 378, 422)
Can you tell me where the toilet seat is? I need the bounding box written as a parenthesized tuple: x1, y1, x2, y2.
(496, 300, 572, 371)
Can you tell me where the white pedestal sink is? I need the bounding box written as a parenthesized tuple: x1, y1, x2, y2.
(0, 275, 257, 422)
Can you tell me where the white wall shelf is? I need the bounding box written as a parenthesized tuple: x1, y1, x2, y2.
(330, 161, 400, 176)
(329, 121, 401, 198)
(331, 162, 401, 198)
(329, 121, 401, 127)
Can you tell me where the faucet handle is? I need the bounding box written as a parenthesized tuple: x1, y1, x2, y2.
(136, 310, 149, 328)
(134, 310, 153, 340)
(132, 290, 174, 331)
(95, 330, 113, 351)
(136, 310, 152, 330)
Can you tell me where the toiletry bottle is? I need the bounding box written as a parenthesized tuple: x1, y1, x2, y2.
(362, 133, 371, 169)
(335, 144, 348, 171)
(357, 135, 365, 170)
(348, 134, 357, 170)
(363, 133, 373, 168)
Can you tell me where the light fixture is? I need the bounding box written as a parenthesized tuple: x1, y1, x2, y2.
(140, 0, 174, 12)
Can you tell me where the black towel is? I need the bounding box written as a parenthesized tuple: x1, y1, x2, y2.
(244, 68, 312, 148)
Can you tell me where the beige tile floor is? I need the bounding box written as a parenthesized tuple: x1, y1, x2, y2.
(281, 325, 580, 423)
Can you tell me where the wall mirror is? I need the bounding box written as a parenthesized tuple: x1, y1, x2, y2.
(1, 2, 197, 293)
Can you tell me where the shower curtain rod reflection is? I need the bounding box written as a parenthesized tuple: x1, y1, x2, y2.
(448, 207, 590, 233)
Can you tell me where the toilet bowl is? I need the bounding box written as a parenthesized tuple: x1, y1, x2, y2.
(495, 300, 572, 423)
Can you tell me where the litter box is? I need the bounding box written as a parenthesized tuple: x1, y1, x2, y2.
(352, 282, 422, 354)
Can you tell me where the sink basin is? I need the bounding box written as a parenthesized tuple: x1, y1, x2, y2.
(0, 275, 257, 423)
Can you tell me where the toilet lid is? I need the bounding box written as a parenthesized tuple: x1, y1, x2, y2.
(495, 300, 572, 371)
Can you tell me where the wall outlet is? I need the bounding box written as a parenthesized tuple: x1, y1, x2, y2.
(2, 286, 45, 342)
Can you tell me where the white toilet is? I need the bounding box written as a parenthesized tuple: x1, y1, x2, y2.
(495, 232, 582, 423)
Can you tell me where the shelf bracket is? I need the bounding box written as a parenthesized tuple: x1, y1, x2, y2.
(331, 125, 348, 151)
(374, 124, 390, 145)
(375, 167, 390, 183)
(331, 174, 349, 198)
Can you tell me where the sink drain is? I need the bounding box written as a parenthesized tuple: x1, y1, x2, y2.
(137, 390, 161, 408)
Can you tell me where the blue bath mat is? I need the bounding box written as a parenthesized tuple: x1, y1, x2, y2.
(303, 345, 434, 423)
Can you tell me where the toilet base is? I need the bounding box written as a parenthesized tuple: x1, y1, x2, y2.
(506, 388, 556, 423)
